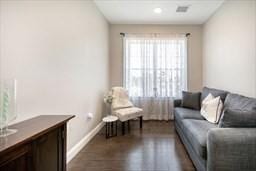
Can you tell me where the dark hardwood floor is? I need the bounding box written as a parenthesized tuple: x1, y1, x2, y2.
(68, 120, 195, 171)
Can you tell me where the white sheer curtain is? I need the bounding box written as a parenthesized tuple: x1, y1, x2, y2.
(123, 33, 188, 120)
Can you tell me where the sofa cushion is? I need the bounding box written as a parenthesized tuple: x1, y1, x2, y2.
(174, 107, 205, 121)
(224, 93, 256, 112)
(174, 99, 182, 107)
(219, 109, 256, 128)
(181, 91, 201, 110)
(182, 119, 217, 159)
(201, 87, 228, 104)
(200, 94, 224, 124)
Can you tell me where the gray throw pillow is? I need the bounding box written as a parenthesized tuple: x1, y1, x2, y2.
(182, 91, 201, 110)
(219, 109, 256, 128)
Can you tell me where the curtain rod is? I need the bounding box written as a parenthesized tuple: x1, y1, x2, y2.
(120, 32, 191, 37)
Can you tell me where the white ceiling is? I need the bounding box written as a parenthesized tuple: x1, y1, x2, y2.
(94, 0, 225, 24)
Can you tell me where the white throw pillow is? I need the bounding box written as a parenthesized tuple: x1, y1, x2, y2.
(200, 93, 223, 123)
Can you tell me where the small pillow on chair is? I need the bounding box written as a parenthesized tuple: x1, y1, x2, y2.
(219, 109, 256, 128)
(111, 87, 133, 110)
(181, 91, 201, 110)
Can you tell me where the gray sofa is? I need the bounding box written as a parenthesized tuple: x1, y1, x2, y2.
(174, 87, 256, 171)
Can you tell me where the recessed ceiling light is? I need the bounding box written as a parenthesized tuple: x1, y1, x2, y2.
(154, 8, 162, 14)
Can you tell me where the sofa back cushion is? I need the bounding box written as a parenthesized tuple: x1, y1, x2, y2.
(224, 93, 256, 112)
(219, 94, 256, 128)
(201, 87, 228, 104)
(219, 109, 256, 128)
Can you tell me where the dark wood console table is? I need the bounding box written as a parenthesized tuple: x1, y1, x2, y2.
(0, 115, 74, 171)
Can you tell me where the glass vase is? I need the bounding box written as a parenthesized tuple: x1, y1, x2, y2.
(0, 79, 18, 137)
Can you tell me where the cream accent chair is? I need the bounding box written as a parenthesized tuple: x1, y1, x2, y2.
(111, 87, 143, 135)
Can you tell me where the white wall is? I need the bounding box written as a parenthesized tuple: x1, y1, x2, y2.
(0, 0, 109, 150)
(203, 0, 256, 97)
(110, 24, 203, 92)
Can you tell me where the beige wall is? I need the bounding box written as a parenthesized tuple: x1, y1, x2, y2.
(203, 0, 256, 97)
(109, 24, 203, 92)
(0, 0, 109, 150)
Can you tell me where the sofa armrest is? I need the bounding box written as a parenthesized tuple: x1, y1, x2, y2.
(174, 99, 182, 107)
(207, 128, 256, 171)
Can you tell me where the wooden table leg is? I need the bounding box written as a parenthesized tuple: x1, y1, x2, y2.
(105, 123, 107, 139)
(111, 122, 114, 136)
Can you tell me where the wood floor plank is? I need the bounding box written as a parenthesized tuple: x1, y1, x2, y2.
(68, 121, 195, 171)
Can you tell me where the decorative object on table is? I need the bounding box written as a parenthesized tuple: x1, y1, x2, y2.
(104, 90, 113, 104)
(102, 115, 118, 139)
(0, 79, 18, 137)
(104, 90, 113, 115)
(111, 87, 143, 135)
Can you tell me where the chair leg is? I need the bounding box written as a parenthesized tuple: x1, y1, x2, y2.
(128, 120, 130, 132)
(115, 121, 118, 136)
(122, 122, 125, 135)
(139, 116, 143, 129)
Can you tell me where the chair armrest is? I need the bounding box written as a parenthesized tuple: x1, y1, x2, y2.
(174, 99, 182, 107)
(207, 128, 256, 171)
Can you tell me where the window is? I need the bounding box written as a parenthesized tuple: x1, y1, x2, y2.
(123, 34, 187, 98)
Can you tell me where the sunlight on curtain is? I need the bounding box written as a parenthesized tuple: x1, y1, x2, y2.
(123, 34, 187, 120)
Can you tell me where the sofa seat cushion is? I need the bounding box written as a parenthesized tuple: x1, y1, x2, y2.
(114, 107, 143, 122)
(174, 107, 205, 121)
(182, 119, 217, 159)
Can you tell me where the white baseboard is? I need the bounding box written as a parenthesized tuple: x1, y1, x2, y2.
(67, 121, 105, 163)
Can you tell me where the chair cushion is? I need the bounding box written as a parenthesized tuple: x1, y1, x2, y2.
(182, 119, 217, 159)
(174, 107, 205, 121)
(201, 87, 228, 104)
(114, 107, 143, 122)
